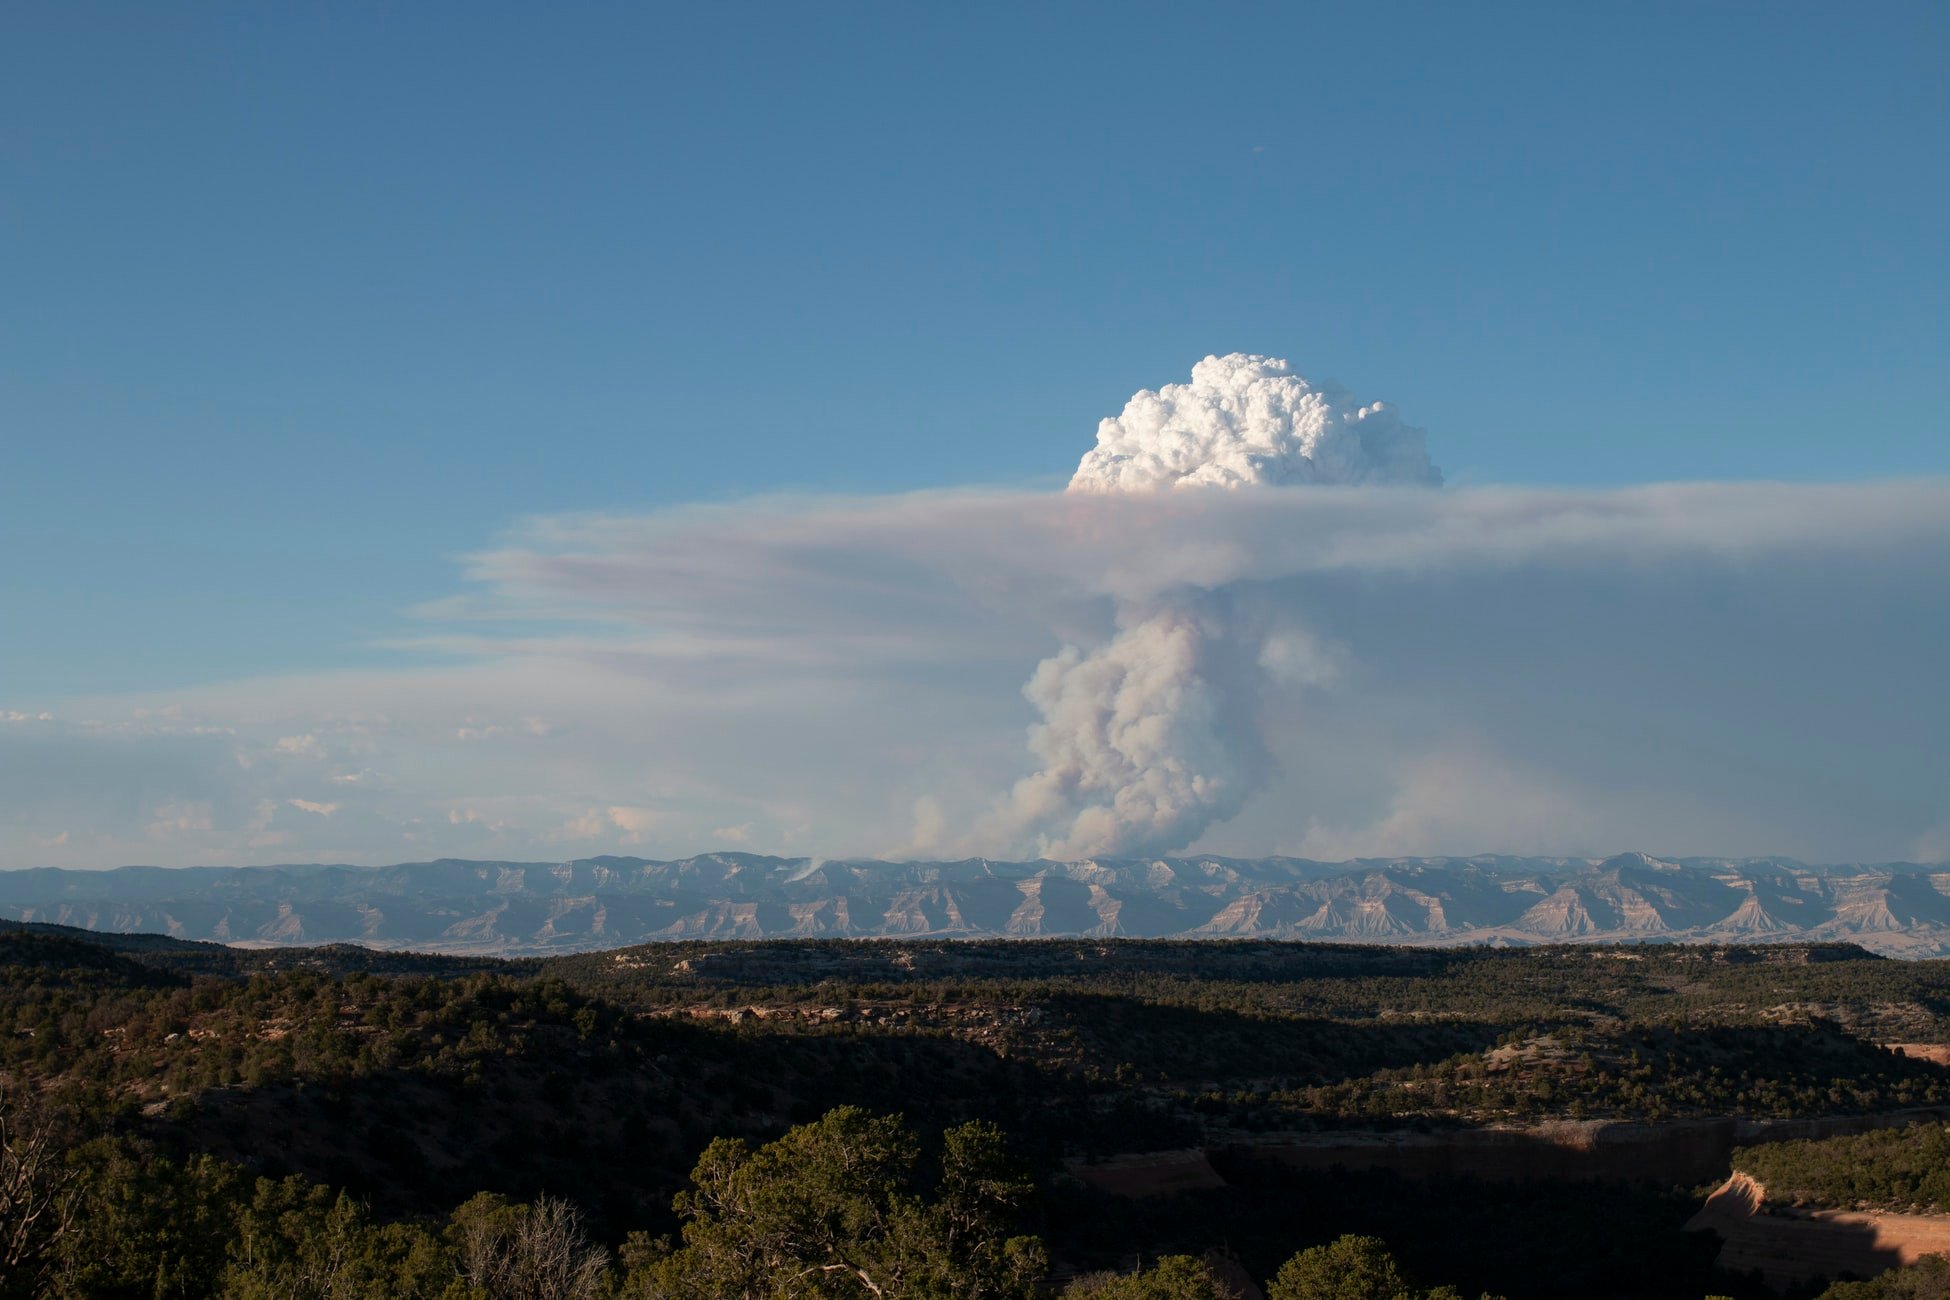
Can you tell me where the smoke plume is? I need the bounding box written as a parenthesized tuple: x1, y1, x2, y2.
(1001, 354, 1438, 858)
(1069, 353, 1441, 493)
(992, 600, 1273, 859)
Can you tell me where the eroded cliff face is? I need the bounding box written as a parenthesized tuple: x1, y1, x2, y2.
(1690, 1169, 1950, 1287)
(6, 853, 1950, 956)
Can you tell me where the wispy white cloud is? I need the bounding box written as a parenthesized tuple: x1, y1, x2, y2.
(146, 801, 214, 838)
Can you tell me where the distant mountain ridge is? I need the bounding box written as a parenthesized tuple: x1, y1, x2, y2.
(4, 852, 1949, 956)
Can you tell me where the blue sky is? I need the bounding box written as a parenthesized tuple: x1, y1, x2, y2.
(8, 1, 1947, 695)
(3, 4, 1947, 867)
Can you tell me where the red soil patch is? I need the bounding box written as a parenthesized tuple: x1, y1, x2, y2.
(1887, 1043, 1950, 1068)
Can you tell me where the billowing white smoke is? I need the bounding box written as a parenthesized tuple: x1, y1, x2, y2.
(1002, 354, 1436, 858)
(993, 602, 1270, 859)
(1070, 353, 1441, 493)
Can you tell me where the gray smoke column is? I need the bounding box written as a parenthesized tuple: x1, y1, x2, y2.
(1070, 353, 1441, 493)
(998, 354, 1438, 858)
(993, 600, 1272, 859)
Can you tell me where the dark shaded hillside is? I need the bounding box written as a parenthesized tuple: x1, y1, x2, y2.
(4, 922, 1950, 1297)
(1047, 1159, 1727, 1300)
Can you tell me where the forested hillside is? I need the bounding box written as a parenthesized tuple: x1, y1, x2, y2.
(1736, 1125, 1950, 1215)
(4, 926, 1950, 1297)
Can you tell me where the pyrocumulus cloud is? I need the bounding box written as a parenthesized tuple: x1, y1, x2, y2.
(996, 354, 1440, 858)
(1069, 353, 1441, 493)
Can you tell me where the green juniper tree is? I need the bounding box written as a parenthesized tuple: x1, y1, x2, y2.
(629, 1106, 1044, 1299)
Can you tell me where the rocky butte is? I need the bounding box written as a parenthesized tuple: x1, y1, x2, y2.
(3, 852, 1949, 957)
